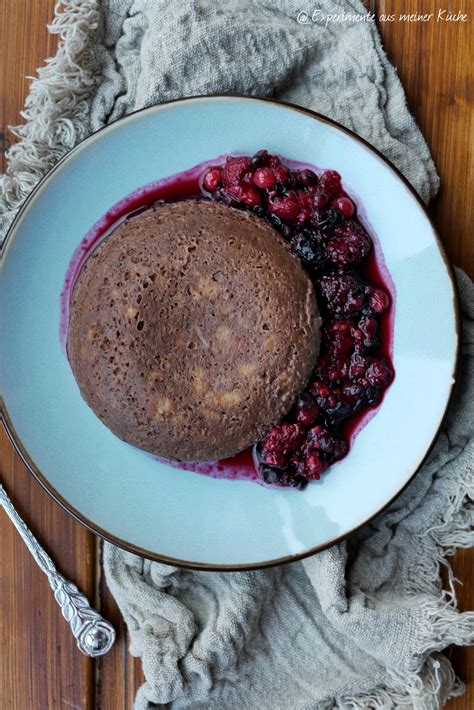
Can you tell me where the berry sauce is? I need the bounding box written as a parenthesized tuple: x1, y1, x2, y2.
(61, 151, 395, 490)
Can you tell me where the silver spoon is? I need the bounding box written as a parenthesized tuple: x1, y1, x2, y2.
(0, 482, 116, 657)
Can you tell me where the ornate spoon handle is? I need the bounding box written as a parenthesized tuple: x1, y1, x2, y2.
(0, 483, 115, 657)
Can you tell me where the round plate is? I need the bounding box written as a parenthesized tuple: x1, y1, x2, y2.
(0, 96, 459, 569)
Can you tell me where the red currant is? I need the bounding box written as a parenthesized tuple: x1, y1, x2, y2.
(331, 196, 355, 218)
(252, 167, 276, 189)
(203, 168, 222, 191)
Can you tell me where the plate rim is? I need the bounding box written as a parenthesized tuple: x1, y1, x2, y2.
(0, 94, 461, 571)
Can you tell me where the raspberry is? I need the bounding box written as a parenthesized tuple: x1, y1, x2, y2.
(261, 423, 306, 467)
(326, 221, 371, 267)
(268, 195, 300, 221)
(222, 156, 252, 186)
(319, 169, 342, 196)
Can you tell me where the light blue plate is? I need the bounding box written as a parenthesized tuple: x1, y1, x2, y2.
(0, 97, 459, 569)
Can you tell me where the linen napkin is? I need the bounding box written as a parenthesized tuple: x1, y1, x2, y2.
(1, 2, 473, 708)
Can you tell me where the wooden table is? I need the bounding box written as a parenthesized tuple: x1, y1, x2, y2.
(1, 1, 472, 707)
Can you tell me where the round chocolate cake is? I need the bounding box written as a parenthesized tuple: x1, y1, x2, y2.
(67, 200, 321, 461)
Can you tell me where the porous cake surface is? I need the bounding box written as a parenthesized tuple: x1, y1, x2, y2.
(68, 199, 321, 461)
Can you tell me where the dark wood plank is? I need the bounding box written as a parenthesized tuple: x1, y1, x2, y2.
(0, 0, 58, 173)
(445, 548, 474, 709)
(376, 0, 473, 278)
(95, 544, 144, 709)
(374, 3, 474, 708)
(0, 427, 95, 709)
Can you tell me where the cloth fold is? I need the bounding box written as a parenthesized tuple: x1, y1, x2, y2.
(1, 1, 473, 708)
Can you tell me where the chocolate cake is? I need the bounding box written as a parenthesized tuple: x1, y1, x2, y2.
(67, 199, 321, 461)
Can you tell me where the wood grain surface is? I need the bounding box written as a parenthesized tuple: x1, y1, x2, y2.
(0, 1, 472, 708)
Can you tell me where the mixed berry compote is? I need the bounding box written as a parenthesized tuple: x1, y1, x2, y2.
(62, 150, 394, 491)
(201, 151, 394, 489)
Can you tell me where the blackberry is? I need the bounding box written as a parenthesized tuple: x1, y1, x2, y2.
(291, 232, 327, 269)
